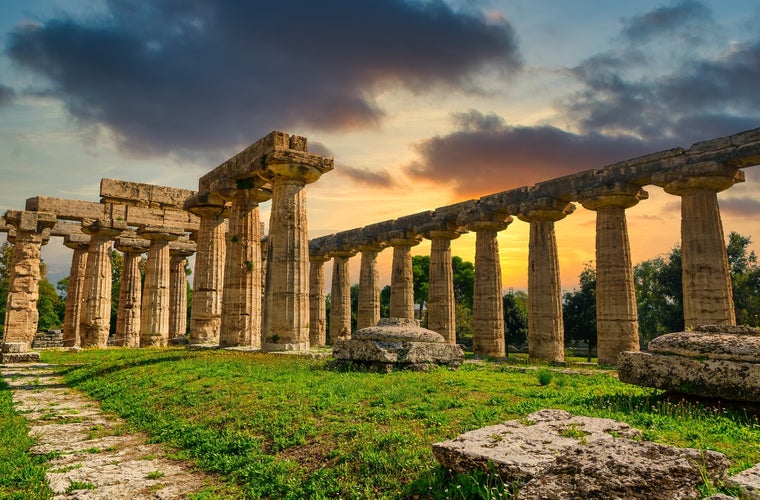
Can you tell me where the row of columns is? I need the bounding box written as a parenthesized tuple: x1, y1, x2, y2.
(309, 164, 743, 365)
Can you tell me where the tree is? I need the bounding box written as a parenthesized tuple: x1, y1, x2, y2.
(503, 289, 528, 348)
(452, 256, 474, 309)
(727, 232, 760, 326)
(350, 283, 359, 331)
(380, 285, 391, 318)
(563, 263, 597, 359)
(412, 255, 430, 320)
(110, 250, 124, 334)
(633, 247, 683, 342)
(0, 241, 14, 336)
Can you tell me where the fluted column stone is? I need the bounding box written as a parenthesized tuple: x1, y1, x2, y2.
(138, 226, 183, 347)
(62, 234, 90, 348)
(114, 236, 149, 347)
(80, 219, 127, 348)
(187, 201, 228, 345)
(655, 163, 743, 328)
(219, 186, 270, 348)
(356, 243, 386, 330)
(581, 185, 647, 365)
(468, 218, 512, 358)
(389, 234, 422, 320)
(425, 230, 461, 344)
(308, 254, 329, 347)
(169, 241, 196, 345)
(329, 249, 357, 343)
(2, 211, 55, 351)
(518, 201, 574, 363)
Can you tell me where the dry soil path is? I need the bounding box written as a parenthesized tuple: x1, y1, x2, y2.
(1, 363, 213, 499)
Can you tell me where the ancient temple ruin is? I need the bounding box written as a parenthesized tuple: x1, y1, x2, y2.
(1, 128, 759, 365)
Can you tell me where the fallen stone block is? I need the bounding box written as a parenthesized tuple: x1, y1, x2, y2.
(728, 463, 760, 499)
(1, 351, 41, 363)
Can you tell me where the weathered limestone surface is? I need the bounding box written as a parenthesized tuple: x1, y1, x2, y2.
(219, 188, 268, 348)
(138, 226, 183, 347)
(100, 178, 195, 209)
(518, 200, 573, 363)
(187, 201, 228, 345)
(169, 241, 195, 345)
(469, 219, 511, 358)
(113, 236, 149, 347)
(433, 409, 728, 499)
(2, 211, 56, 352)
(426, 231, 459, 345)
(389, 235, 422, 320)
(356, 244, 384, 331)
(308, 254, 329, 347)
(581, 185, 646, 365)
(728, 463, 760, 498)
(80, 219, 127, 348)
(619, 326, 760, 402)
(62, 234, 90, 348)
(654, 163, 742, 327)
(330, 251, 355, 343)
(332, 318, 464, 371)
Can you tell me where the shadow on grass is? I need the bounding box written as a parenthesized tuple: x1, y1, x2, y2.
(50, 350, 192, 387)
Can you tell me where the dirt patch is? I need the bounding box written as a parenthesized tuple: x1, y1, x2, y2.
(1, 363, 217, 499)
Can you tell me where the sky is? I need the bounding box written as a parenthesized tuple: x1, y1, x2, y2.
(0, 0, 759, 291)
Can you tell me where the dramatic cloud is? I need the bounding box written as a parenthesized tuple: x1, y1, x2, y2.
(720, 197, 760, 217)
(0, 83, 14, 106)
(5, 0, 521, 157)
(618, 0, 717, 45)
(337, 165, 395, 188)
(405, 110, 658, 197)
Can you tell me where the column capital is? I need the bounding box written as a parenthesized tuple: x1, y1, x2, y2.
(209, 177, 273, 205)
(64, 233, 92, 251)
(4, 210, 56, 234)
(115, 234, 150, 254)
(652, 162, 744, 196)
(259, 149, 334, 185)
(82, 218, 128, 238)
(424, 229, 463, 241)
(137, 224, 184, 242)
(388, 232, 423, 247)
(169, 240, 197, 258)
(185, 192, 230, 218)
(517, 198, 575, 223)
(356, 241, 389, 252)
(309, 253, 331, 264)
(466, 217, 513, 233)
(579, 183, 648, 211)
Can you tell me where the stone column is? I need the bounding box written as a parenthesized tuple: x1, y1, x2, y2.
(308, 254, 329, 347)
(329, 249, 357, 343)
(655, 163, 743, 328)
(2, 211, 55, 352)
(425, 230, 461, 344)
(389, 234, 422, 320)
(518, 201, 574, 363)
(138, 225, 183, 347)
(169, 241, 196, 345)
(80, 219, 127, 348)
(261, 161, 326, 352)
(219, 186, 271, 348)
(356, 243, 386, 330)
(62, 233, 90, 348)
(114, 236, 149, 348)
(581, 185, 647, 365)
(186, 199, 228, 345)
(468, 218, 512, 358)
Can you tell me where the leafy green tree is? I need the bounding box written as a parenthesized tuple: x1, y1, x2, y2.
(452, 256, 474, 309)
(727, 232, 760, 326)
(350, 283, 359, 331)
(0, 241, 14, 336)
(412, 255, 430, 319)
(379, 285, 391, 318)
(503, 289, 528, 348)
(110, 250, 124, 334)
(563, 263, 597, 359)
(633, 247, 683, 342)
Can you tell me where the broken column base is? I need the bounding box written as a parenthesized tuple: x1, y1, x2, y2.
(1, 342, 41, 363)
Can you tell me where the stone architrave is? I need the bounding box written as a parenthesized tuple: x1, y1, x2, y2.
(261, 148, 331, 352)
(2, 211, 56, 352)
(62, 233, 91, 348)
(186, 196, 228, 345)
(581, 185, 647, 365)
(218, 185, 271, 348)
(389, 234, 423, 320)
(468, 218, 512, 358)
(114, 235, 149, 347)
(654, 163, 743, 328)
(329, 248, 357, 343)
(138, 225, 183, 347)
(169, 241, 195, 345)
(80, 218, 127, 348)
(308, 254, 330, 347)
(425, 230, 461, 345)
(517, 200, 574, 363)
(356, 243, 386, 331)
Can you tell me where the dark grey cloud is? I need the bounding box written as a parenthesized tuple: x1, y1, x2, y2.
(337, 165, 395, 188)
(720, 197, 760, 217)
(618, 0, 716, 45)
(0, 83, 14, 106)
(5, 0, 521, 157)
(405, 110, 658, 197)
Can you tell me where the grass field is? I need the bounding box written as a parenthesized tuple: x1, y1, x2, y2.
(4, 348, 759, 499)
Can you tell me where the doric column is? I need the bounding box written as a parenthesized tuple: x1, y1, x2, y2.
(581, 184, 648, 365)
(186, 196, 228, 345)
(308, 253, 329, 347)
(329, 248, 357, 343)
(138, 225, 183, 347)
(2, 211, 55, 351)
(517, 200, 574, 363)
(218, 185, 271, 348)
(356, 242, 386, 330)
(62, 233, 90, 348)
(114, 235, 149, 347)
(424, 230, 462, 344)
(654, 162, 743, 328)
(80, 218, 127, 348)
(261, 157, 328, 352)
(389, 233, 423, 320)
(169, 240, 196, 345)
(468, 218, 512, 358)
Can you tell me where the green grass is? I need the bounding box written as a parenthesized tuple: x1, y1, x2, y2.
(35, 348, 760, 499)
(0, 378, 53, 499)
